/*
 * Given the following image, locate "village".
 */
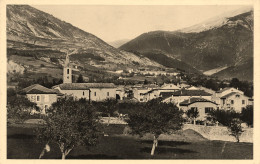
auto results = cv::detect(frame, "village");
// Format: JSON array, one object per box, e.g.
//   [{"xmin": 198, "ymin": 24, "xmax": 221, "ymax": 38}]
[{"xmin": 18, "ymin": 54, "xmax": 253, "ymax": 121}]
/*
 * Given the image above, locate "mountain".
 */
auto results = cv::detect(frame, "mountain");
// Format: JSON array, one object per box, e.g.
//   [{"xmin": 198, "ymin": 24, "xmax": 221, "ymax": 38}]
[
  {"xmin": 120, "ymin": 9, "xmax": 253, "ymax": 81},
  {"xmin": 108, "ymin": 39, "xmax": 130, "ymax": 48},
  {"xmin": 7, "ymin": 5, "xmax": 162, "ymax": 70}
]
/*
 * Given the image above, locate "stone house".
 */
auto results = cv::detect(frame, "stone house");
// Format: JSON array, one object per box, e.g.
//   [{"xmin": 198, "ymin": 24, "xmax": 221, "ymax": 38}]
[
  {"xmin": 19, "ymin": 84, "xmax": 63, "ymax": 114},
  {"xmin": 179, "ymin": 97, "xmax": 218, "ymax": 121}
]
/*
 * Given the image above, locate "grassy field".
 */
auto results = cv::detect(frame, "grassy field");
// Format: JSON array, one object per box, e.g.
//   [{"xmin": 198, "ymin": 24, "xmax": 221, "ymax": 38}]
[{"xmin": 7, "ymin": 124, "xmax": 253, "ymax": 159}]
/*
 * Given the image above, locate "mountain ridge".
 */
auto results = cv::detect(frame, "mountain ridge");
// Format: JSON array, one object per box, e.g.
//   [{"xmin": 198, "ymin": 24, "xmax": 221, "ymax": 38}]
[
  {"xmin": 7, "ymin": 5, "xmax": 162, "ymax": 70},
  {"xmin": 120, "ymin": 9, "xmax": 253, "ymax": 81}
]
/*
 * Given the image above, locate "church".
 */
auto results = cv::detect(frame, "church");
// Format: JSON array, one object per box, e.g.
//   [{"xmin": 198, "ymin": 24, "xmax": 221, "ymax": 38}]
[{"xmin": 52, "ymin": 53, "xmax": 117, "ymax": 101}]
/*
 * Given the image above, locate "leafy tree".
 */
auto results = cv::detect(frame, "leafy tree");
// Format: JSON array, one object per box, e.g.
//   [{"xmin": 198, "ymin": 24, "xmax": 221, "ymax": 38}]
[
  {"xmin": 95, "ymin": 98, "xmax": 118, "ymax": 126},
  {"xmin": 209, "ymin": 109, "xmax": 240, "ymax": 126},
  {"xmin": 7, "ymin": 95, "xmax": 38, "ymax": 123},
  {"xmin": 228, "ymin": 118, "xmax": 244, "ymax": 143},
  {"xmin": 126, "ymin": 98, "xmax": 183, "ymax": 156},
  {"xmin": 76, "ymin": 74, "xmax": 84, "ymax": 83},
  {"xmin": 36, "ymin": 97, "xmax": 101, "ymax": 159},
  {"xmin": 186, "ymin": 108, "xmax": 199, "ymax": 125},
  {"xmin": 240, "ymin": 105, "xmax": 253, "ymax": 127}
]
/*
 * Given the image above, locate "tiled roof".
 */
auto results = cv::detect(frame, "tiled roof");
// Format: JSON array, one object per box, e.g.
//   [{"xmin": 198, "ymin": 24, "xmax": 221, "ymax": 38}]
[
  {"xmin": 220, "ymin": 92, "xmax": 248, "ymax": 99},
  {"xmin": 160, "ymin": 92, "xmax": 177, "ymax": 99},
  {"xmin": 19, "ymin": 84, "xmax": 61, "ymax": 95},
  {"xmin": 54, "ymin": 83, "xmax": 116, "ymax": 90},
  {"xmin": 179, "ymin": 97, "xmax": 217, "ymax": 106},
  {"xmin": 161, "ymin": 89, "xmax": 212, "ymax": 99},
  {"xmin": 216, "ymin": 87, "xmax": 232, "ymax": 93}
]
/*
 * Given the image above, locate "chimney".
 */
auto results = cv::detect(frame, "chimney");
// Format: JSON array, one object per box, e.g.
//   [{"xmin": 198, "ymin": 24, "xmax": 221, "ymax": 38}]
[{"xmin": 188, "ymin": 98, "xmax": 191, "ymax": 103}]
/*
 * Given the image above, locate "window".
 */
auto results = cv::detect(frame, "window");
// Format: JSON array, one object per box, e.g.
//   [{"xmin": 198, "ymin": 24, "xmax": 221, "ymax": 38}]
[
  {"xmin": 140, "ymin": 98, "xmax": 143, "ymax": 102},
  {"xmin": 242, "ymin": 100, "xmax": 245, "ymax": 104},
  {"xmin": 44, "ymin": 105, "xmax": 48, "ymax": 109},
  {"xmin": 190, "ymin": 107, "xmax": 198, "ymax": 112},
  {"xmin": 236, "ymin": 94, "xmax": 240, "ymax": 98},
  {"xmin": 83, "ymin": 91, "xmax": 85, "ymax": 96},
  {"xmin": 231, "ymin": 100, "xmax": 234, "ymax": 104},
  {"xmin": 67, "ymin": 69, "xmax": 70, "ymax": 74},
  {"xmin": 94, "ymin": 92, "xmax": 96, "ymax": 96},
  {"xmin": 107, "ymin": 92, "xmax": 109, "ymax": 96},
  {"xmin": 36, "ymin": 95, "xmax": 40, "ymax": 102},
  {"xmin": 31, "ymin": 95, "xmax": 36, "ymax": 102},
  {"xmin": 205, "ymin": 107, "xmax": 213, "ymax": 113}
]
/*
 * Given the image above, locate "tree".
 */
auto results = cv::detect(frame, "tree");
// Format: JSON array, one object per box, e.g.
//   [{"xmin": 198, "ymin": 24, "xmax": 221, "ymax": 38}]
[
  {"xmin": 96, "ymin": 98, "xmax": 118, "ymax": 126},
  {"xmin": 36, "ymin": 97, "xmax": 100, "ymax": 159},
  {"xmin": 77, "ymin": 74, "xmax": 84, "ymax": 83},
  {"xmin": 208, "ymin": 109, "xmax": 240, "ymax": 126},
  {"xmin": 228, "ymin": 118, "xmax": 244, "ymax": 143},
  {"xmin": 126, "ymin": 98, "xmax": 183, "ymax": 156},
  {"xmin": 7, "ymin": 95, "xmax": 38, "ymax": 123},
  {"xmin": 240, "ymin": 105, "xmax": 253, "ymax": 127},
  {"xmin": 186, "ymin": 108, "xmax": 199, "ymax": 125},
  {"xmin": 229, "ymin": 78, "xmax": 240, "ymax": 88}
]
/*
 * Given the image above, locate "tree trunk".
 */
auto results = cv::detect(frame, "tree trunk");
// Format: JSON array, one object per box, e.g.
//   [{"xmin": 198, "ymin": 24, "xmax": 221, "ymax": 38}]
[
  {"xmin": 151, "ymin": 136, "xmax": 158, "ymax": 156},
  {"xmin": 107, "ymin": 113, "xmax": 110, "ymax": 126},
  {"xmin": 62, "ymin": 152, "xmax": 66, "ymax": 159},
  {"xmin": 236, "ymin": 136, "xmax": 240, "ymax": 143}
]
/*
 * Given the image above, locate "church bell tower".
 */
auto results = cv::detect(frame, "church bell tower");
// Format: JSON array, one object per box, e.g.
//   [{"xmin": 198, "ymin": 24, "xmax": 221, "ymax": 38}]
[{"xmin": 63, "ymin": 53, "xmax": 72, "ymax": 83}]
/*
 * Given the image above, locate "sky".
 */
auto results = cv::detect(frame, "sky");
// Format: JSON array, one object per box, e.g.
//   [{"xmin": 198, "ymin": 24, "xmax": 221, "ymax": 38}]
[{"xmin": 32, "ymin": 5, "xmax": 251, "ymax": 42}]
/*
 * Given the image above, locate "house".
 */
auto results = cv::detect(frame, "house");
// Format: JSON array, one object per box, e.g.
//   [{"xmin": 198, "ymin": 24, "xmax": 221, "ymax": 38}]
[
  {"xmin": 142, "ymin": 83, "xmax": 180, "ymax": 102},
  {"xmin": 219, "ymin": 92, "xmax": 250, "ymax": 112},
  {"xmin": 52, "ymin": 83, "xmax": 116, "ymax": 101},
  {"xmin": 19, "ymin": 84, "xmax": 63, "ymax": 114},
  {"xmin": 179, "ymin": 97, "xmax": 218, "ymax": 121},
  {"xmin": 161, "ymin": 89, "xmax": 212, "ymax": 107},
  {"xmin": 214, "ymin": 87, "xmax": 250, "ymax": 112},
  {"xmin": 132, "ymin": 87, "xmax": 151, "ymax": 102},
  {"xmin": 215, "ymin": 87, "xmax": 244, "ymax": 100}
]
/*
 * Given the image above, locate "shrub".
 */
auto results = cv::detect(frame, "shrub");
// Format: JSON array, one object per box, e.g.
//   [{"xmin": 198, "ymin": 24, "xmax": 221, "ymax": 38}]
[{"xmin": 240, "ymin": 105, "xmax": 253, "ymax": 127}]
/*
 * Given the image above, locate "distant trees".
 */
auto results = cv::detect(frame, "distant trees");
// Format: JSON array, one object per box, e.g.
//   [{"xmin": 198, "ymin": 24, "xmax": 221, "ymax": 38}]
[
  {"xmin": 76, "ymin": 74, "xmax": 84, "ymax": 83},
  {"xmin": 18, "ymin": 76, "xmax": 63, "ymax": 89},
  {"xmin": 229, "ymin": 78, "xmax": 253, "ymax": 97},
  {"xmin": 36, "ymin": 97, "xmax": 101, "ymax": 159},
  {"xmin": 126, "ymin": 99, "xmax": 183, "ymax": 156},
  {"xmin": 240, "ymin": 105, "xmax": 253, "ymax": 127},
  {"xmin": 186, "ymin": 108, "xmax": 199, "ymax": 125}
]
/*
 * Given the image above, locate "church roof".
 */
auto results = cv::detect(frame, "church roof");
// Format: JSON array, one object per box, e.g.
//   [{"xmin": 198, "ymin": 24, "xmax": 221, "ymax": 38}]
[{"xmin": 54, "ymin": 83, "xmax": 116, "ymax": 90}]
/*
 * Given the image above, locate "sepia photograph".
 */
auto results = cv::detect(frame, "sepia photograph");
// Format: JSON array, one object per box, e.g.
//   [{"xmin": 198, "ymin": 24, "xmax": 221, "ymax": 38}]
[{"xmin": 1, "ymin": 0, "xmax": 259, "ymax": 161}]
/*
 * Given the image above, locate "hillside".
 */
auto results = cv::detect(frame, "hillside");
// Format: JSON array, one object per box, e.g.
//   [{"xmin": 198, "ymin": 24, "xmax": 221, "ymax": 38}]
[
  {"xmin": 120, "ymin": 9, "xmax": 253, "ymax": 81},
  {"xmin": 7, "ymin": 5, "xmax": 162, "ymax": 71}
]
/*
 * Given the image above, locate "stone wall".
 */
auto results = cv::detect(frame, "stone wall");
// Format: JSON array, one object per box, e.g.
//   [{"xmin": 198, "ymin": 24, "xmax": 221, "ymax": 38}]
[{"xmin": 183, "ymin": 124, "xmax": 253, "ymax": 143}]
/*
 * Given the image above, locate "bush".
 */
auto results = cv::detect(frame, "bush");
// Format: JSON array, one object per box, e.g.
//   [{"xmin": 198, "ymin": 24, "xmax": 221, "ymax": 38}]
[
  {"xmin": 240, "ymin": 105, "xmax": 253, "ymax": 127},
  {"xmin": 208, "ymin": 109, "xmax": 240, "ymax": 126}
]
